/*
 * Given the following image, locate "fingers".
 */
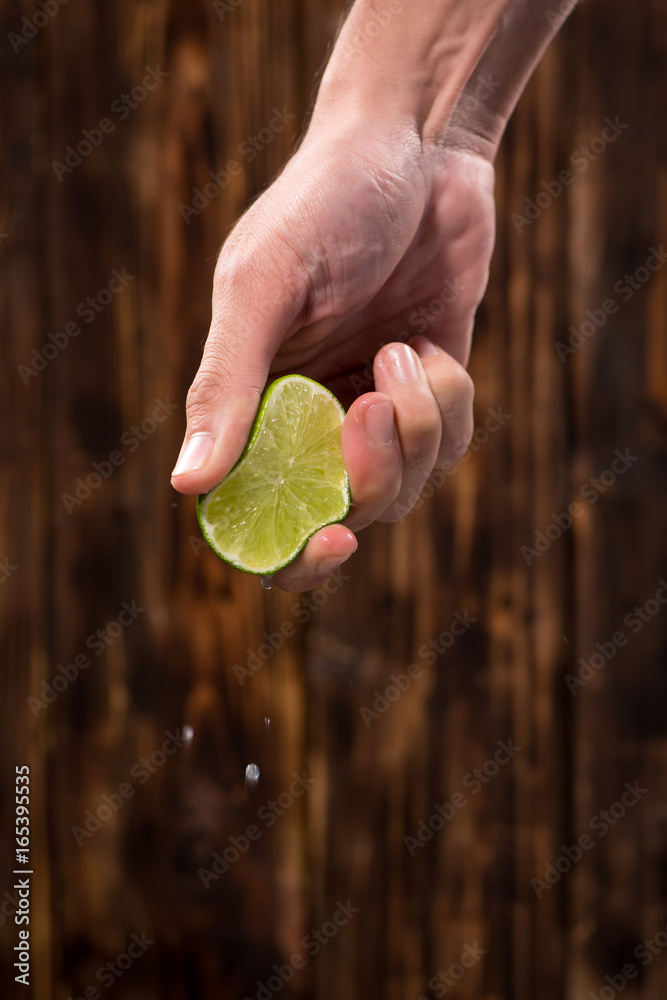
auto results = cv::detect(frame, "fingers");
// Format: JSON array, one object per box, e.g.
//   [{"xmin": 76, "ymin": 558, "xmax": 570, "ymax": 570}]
[
  {"xmin": 272, "ymin": 338, "xmax": 474, "ymax": 592},
  {"xmin": 341, "ymin": 393, "xmax": 403, "ymax": 532},
  {"xmin": 342, "ymin": 339, "xmax": 473, "ymax": 527},
  {"xmin": 273, "ymin": 525, "xmax": 358, "ymax": 594},
  {"xmin": 372, "ymin": 342, "xmax": 443, "ymax": 522},
  {"xmin": 409, "ymin": 335, "xmax": 475, "ymax": 471},
  {"xmin": 271, "ymin": 392, "xmax": 401, "ymax": 592},
  {"xmin": 171, "ymin": 221, "xmax": 307, "ymax": 496}
]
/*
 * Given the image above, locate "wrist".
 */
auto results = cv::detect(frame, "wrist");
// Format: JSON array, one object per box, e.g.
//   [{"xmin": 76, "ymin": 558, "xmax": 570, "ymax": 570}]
[{"xmin": 311, "ymin": 0, "xmax": 513, "ymax": 143}]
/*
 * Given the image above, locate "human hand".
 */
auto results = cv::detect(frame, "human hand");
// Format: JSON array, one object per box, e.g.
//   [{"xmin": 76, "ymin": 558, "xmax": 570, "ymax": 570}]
[
  {"xmin": 171, "ymin": 0, "xmax": 576, "ymax": 592},
  {"xmin": 171, "ymin": 117, "xmax": 495, "ymax": 591}
]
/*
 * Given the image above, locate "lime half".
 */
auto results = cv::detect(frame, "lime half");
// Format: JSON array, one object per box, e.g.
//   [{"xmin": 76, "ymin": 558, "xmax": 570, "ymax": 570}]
[{"xmin": 197, "ymin": 375, "xmax": 350, "ymax": 575}]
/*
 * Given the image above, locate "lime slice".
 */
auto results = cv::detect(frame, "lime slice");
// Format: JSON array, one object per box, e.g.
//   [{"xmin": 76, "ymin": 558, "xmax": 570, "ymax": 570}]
[{"xmin": 197, "ymin": 375, "xmax": 350, "ymax": 575}]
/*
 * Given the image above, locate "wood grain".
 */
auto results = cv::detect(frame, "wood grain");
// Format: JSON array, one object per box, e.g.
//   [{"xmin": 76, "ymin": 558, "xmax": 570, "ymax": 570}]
[{"xmin": 0, "ymin": 1, "xmax": 665, "ymax": 998}]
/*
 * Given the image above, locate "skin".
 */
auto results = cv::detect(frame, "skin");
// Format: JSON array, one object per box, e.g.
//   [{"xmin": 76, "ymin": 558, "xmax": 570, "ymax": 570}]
[{"xmin": 171, "ymin": 0, "xmax": 579, "ymax": 592}]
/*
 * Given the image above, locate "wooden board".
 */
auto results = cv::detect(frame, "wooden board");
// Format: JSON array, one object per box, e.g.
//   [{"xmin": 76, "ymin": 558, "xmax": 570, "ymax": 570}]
[{"xmin": 1, "ymin": 1, "xmax": 666, "ymax": 998}]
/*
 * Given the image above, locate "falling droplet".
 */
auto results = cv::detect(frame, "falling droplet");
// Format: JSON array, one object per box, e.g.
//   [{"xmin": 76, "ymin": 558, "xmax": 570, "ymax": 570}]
[
  {"xmin": 264, "ymin": 717, "xmax": 271, "ymax": 730},
  {"xmin": 260, "ymin": 576, "xmax": 273, "ymax": 590},
  {"xmin": 182, "ymin": 725, "xmax": 194, "ymax": 743},
  {"xmin": 245, "ymin": 763, "xmax": 260, "ymax": 789}
]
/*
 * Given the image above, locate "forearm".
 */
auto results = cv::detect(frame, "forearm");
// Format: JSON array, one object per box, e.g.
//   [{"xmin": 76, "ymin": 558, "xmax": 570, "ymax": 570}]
[
  {"xmin": 311, "ymin": 0, "xmax": 579, "ymax": 147},
  {"xmin": 313, "ymin": 0, "xmax": 513, "ymax": 135},
  {"xmin": 449, "ymin": 0, "xmax": 581, "ymax": 153}
]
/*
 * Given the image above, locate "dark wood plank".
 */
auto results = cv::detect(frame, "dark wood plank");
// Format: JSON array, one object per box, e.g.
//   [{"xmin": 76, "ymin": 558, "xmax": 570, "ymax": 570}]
[{"xmin": 1, "ymin": 1, "xmax": 666, "ymax": 999}]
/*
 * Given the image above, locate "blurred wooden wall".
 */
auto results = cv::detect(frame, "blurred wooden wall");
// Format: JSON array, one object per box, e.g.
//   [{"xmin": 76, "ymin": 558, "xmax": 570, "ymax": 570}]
[{"xmin": 1, "ymin": 0, "xmax": 666, "ymax": 998}]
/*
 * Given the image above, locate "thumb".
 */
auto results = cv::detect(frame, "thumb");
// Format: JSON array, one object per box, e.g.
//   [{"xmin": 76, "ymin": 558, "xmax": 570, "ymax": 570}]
[{"xmin": 171, "ymin": 237, "xmax": 306, "ymax": 495}]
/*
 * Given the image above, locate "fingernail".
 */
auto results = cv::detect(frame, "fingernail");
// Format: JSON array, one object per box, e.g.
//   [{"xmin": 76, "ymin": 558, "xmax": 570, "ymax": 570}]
[
  {"xmin": 364, "ymin": 400, "xmax": 395, "ymax": 445},
  {"xmin": 171, "ymin": 433, "xmax": 214, "ymax": 477},
  {"xmin": 416, "ymin": 339, "xmax": 439, "ymax": 357},
  {"xmin": 386, "ymin": 343, "xmax": 420, "ymax": 383}
]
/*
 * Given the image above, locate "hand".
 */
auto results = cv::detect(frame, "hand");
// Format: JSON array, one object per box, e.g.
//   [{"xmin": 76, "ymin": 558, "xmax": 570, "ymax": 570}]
[
  {"xmin": 171, "ymin": 116, "xmax": 496, "ymax": 592},
  {"xmin": 170, "ymin": 0, "xmax": 578, "ymax": 592}
]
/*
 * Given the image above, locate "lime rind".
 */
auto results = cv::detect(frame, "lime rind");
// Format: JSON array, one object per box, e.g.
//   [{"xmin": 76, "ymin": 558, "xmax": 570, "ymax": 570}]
[{"xmin": 196, "ymin": 375, "xmax": 350, "ymax": 575}]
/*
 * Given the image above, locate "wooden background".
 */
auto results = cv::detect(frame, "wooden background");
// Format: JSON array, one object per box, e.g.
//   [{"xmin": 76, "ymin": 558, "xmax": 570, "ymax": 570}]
[{"xmin": 1, "ymin": 0, "xmax": 667, "ymax": 998}]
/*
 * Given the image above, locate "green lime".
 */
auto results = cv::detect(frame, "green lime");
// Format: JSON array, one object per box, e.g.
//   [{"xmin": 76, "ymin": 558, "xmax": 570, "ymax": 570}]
[{"xmin": 197, "ymin": 375, "xmax": 350, "ymax": 575}]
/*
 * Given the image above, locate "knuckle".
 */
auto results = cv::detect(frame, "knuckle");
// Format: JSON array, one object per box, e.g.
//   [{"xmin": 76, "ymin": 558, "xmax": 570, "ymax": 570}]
[
  {"xmin": 185, "ymin": 360, "xmax": 229, "ymax": 422},
  {"xmin": 398, "ymin": 398, "xmax": 442, "ymax": 471},
  {"xmin": 436, "ymin": 366, "xmax": 475, "ymax": 464},
  {"xmin": 409, "ymin": 444, "xmax": 435, "ymax": 474},
  {"xmin": 444, "ymin": 364, "xmax": 475, "ymax": 408},
  {"xmin": 378, "ymin": 489, "xmax": 419, "ymax": 523},
  {"xmin": 351, "ymin": 463, "xmax": 401, "ymax": 513}
]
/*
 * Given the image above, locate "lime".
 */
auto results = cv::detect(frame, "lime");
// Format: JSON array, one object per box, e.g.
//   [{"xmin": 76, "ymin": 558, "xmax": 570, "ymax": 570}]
[{"xmin": 197, "ymin": 375, "xmax": 350, "ymax": 575}]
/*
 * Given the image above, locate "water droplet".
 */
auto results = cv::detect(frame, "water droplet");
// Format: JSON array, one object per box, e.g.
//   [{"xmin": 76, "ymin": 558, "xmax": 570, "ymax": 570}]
[
  {"xmin": 260, "ymin": 576, "xmax": 273, "ymax": 590},
  {"xmin": 182, "ymin": 725, "xmax": 194, "ymax": 743},
  {"xmin": 264, "ymin": 717, "xmax": 271, "ymax": 730},
  {"xmin": 245, "ymin": 763, "xmax": 260, "ymax": 789}
]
